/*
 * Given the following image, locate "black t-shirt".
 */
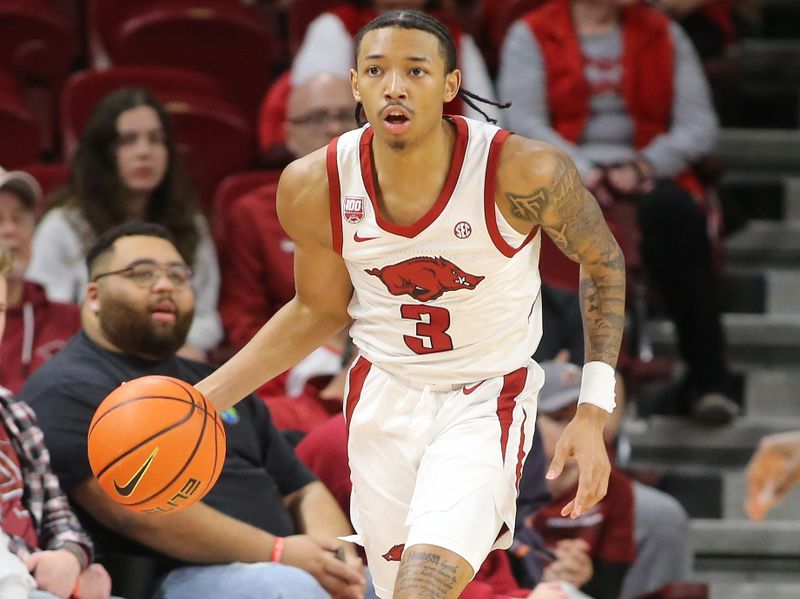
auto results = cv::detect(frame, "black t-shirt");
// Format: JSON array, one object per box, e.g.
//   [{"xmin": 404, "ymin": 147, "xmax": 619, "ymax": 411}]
[{"xmin": 21, "ymin": 331, "xmax": 315, "ymax": 562}]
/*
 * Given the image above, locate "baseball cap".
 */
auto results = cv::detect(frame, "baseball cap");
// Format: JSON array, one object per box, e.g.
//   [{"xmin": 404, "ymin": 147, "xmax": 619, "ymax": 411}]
[
  {"xmin": 0, "ymin": 166, "xmax": 42, "ymax": 209},
  {"xmin": 538, "ymin": 361, "xmax": 582, "ymax": 414}
]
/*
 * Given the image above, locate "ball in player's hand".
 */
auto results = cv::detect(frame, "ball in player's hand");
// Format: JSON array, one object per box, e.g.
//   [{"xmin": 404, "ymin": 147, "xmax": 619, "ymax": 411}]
[{"xmin": 87, "ymin": 375, "xmax": 226, "ymax": 513}]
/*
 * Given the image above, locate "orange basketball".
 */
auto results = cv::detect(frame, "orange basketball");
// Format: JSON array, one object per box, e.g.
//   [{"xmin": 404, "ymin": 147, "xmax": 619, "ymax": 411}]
[{"xmin": 87, "ymin": 375, "xmax": 226, "ymax": 514}]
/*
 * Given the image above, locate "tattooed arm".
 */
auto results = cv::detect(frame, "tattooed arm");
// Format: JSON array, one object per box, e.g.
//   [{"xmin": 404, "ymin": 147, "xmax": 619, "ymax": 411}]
[
  {"xmin": 498, "ymin": 136, "xmax": 625, "ymax": 518},
  {"xmin": 498, "ymin": 137, "xmax": 626, "ymax": 366}
]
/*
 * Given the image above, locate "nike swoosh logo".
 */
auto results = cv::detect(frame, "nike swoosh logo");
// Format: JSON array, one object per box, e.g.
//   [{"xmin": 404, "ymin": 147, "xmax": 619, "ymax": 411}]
[
  {"xmin": 463, "ymin": 381, "xmax": 485, "ymax": 395},
  {"xmin": 354, "ymin": 232, "xmax": 378, "ymax": 243},
  {"xmin": 114, "ymin": 447, "xmax": 159, "ymax": 497}
]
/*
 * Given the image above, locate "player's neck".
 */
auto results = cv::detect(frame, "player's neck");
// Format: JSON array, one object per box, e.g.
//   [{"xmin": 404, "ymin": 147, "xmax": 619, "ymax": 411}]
[{"xmin": 370, "ymin": 118, "xmax": 455, "ymax": 193}]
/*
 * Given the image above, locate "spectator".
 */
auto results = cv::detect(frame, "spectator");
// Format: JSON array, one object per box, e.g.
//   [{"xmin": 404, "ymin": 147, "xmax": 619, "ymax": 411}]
[
  {"xmin": 524, "ymin": 362, "xmax": 636, "ymax": 599},
  {"xmin": 23, "ymin": 222, "xmax": 369, "ymax": 599},
  {"xmin": 745, "ymin": 430, "xmax": 800, "ymax": 522},
  {"xmin": 0, "ymin": 167, "xmax": 80, "ymax": 394},
  {"xmin": 0, "ymin": 245, "xmax": 111, "ymax": 599},
  {"xmin": 27, "ymin": 88, "xmax": 222, "ymax": 360},
  {"xmin": 258, "ymin": 71, "xmax": 356, "ymax": 165},
  {"xmin": 223, "ymin": 72, "xmax": 356, "ymax": 349},
  {"xmin": 223, "ymin": 73, "xmax": 357, "ymax": 422},
  {"xmin": 529, "ymin": 285, "xmax": 691, "ymax": 599},
  {"xmin": 291, "ymin": 0, "xmax": 502, "ymax": 123},
  {"xmin": 499, "ymin": 0, "xmax": 737, "ymax": 424}
]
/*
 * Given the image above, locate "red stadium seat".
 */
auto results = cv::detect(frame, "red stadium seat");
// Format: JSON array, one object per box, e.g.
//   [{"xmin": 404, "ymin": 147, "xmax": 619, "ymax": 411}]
[
  {"xmin": 212, "ymin": 170, "xmax": 282, "ymax": 246},
  {"xmin": 61, "ymin": 66, "xmax": 225, "ymax": 156},
  {"xmin": 160, "ymin": 93, "xmax": 255, "ymax": 217},
  {"xmin": 109, "ymin": 1, "xmax": 277, "ymax": 124},
  {"xmin": 0, "ymin": 94, "xmax": 42, "ymax": 168},
  {"xmin": 287, "ymin": 0, "xmax": 352, "ymax": 54},
  {"xmin": 17, "ymin": 162, "xmax": 69, "ymax": 214},
  {"xmin": 0, "ymin": 3, "xmax": 76, "ymax": 85},
  {"xmin": 87, "ymin": 0, "xmax": 171, "ymax": 66},
  {"xmin": 0, "ymin": 2, "xmax": 78, "ymax": 154}
]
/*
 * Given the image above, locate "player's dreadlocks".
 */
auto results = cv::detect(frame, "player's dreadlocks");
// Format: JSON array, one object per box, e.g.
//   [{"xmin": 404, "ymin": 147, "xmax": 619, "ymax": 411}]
[{"xmin": 353, "ymin": 9, "xmax": 510, "ymax": 126}]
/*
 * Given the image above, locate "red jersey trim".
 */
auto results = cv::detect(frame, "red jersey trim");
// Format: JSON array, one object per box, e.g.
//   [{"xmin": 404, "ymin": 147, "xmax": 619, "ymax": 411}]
[
  {"xmin": 358, "ymin": 116, "xmax": 469, "ymax": 239},
  {"xmin": 327, "ymin": 136, "xmax": 343, "ymax": 254},
  {"xmin": 344, "ymin": 356, "xmax": 371, "ymax": 442},
  {"xmin": 484, "ymin": 130, "xmax": 539, "ymax": 258},
  {"xmin": 497, "ymin": 366, "xmax": 528, "ymax": 463}
]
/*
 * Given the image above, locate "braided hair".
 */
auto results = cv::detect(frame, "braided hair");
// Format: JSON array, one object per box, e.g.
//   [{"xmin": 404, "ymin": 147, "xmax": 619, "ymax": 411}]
[{"xmin": 353, "ymin": 9, "xmax": 510, "ymax": 125}]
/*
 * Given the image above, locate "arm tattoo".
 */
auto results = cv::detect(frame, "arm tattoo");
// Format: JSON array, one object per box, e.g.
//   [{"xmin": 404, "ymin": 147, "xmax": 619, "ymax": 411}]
[
  {"xmin": 394, "ymin": 550, "xmax": 464, "ymax": 598},
  {"xmin": 508, "ymin": 154, "xmax": 626, "ymax": 366}
]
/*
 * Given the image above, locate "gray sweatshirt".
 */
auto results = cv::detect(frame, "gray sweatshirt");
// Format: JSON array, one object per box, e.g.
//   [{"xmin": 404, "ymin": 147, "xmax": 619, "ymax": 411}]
[{"xmin": 498, "ymin": 18, "xmax": 719, "ymax": 177}]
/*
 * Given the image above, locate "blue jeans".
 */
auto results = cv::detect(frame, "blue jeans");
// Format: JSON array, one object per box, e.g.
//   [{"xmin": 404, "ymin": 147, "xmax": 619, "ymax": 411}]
[{"xmin": 153, "ymin": 562, "xmax": 330, "ymax": 599}]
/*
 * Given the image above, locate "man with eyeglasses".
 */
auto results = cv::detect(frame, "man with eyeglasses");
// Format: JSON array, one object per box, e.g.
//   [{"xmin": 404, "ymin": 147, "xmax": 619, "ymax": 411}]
[{"xmin": 22, "ymin": 222, "xmax": 372, "ymax": 599}]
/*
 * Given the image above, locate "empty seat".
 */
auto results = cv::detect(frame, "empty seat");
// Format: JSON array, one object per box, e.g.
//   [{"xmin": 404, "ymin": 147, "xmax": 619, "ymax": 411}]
[
  {"xmin": 109, "ymin": 1, "xmax": 277, "ymax": 124},
  {"xmin": 61, "ymin": 65, "xmax": 225, "ymax": 156},
  {"xmin": 160, "ymin": 93, "xmax": 255, "ymax": 217},
  {"xmin": 0, "ymin": 94, "xmax": 42, "ymax": 168}
]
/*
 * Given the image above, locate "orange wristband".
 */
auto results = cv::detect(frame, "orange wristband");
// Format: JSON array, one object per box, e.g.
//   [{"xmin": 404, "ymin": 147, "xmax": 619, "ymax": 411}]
[{"xmin": 271, "ymin": 537, "xmax": 284, "ymax": 563}]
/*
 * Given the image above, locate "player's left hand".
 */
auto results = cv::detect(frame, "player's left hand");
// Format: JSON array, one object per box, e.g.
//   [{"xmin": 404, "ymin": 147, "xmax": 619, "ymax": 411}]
[{"xmin": 547, "ymin": 404, "xmax": 611, "ymax": 519}]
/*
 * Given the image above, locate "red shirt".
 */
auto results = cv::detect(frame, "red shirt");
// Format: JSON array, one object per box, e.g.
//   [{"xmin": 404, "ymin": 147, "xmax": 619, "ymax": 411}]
[
  {"xmin": 530, "ymin": 469, "xmax": 636, "ymax": 565},
  {"xmin": 0, "ymin": 421, "xmax": 38, "ymax": 549},
  {"xmin": 218, "ymin": 182, "xmax": 296, "ymax": 351},
  {"xmin": 1, "ymin": 282, "xmax": 80, "ymax": 394}
]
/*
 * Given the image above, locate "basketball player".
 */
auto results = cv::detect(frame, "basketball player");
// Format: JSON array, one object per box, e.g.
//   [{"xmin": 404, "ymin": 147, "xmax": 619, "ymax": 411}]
[{"xmin": 196, "ymin": 10, "xmax": 625, "ymax": 599}]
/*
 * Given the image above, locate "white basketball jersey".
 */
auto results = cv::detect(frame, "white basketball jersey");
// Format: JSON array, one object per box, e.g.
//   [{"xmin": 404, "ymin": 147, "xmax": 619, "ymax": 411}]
[{"xmin": 327, "ymin": 116, "xmax": 543, "ymax": 385}]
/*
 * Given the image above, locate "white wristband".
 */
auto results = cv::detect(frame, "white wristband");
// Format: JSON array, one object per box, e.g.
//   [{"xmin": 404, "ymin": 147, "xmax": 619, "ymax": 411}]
[{"xmin": 577, "ymin": 361, "xmax": 617, "ymax": 413}]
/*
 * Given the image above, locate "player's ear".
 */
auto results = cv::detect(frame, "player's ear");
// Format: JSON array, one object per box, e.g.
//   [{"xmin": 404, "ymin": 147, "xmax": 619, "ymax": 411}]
[
  {"xmin": 350, "ymin": 68, "xmax": 362, "ymax": 102},
  {"xmin": 443, "ymin": 68, "xmax": 461, "ymax": 104}
]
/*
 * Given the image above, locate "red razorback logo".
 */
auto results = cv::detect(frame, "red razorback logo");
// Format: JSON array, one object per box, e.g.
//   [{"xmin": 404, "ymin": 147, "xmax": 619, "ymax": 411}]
[
  {"xmin": 382, "ymin": 544, "xmax": 405, "ymax": 562},
  {"xmin": 366, "ymin": 256, "xmax": 484, "ymax": 302}
]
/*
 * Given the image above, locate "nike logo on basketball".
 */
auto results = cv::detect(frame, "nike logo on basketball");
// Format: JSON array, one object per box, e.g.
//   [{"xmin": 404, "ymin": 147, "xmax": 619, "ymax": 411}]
[
  {"xmin": 354, "ymin": 232, "xmax": 378, "ymax": 242},
  {"xmin": 463, "ymin": 381, "xmax": 485, "ymax": 395},
  {"xmin": 114, "ymin": 447, "xmax": 159, "ymax": 497}
]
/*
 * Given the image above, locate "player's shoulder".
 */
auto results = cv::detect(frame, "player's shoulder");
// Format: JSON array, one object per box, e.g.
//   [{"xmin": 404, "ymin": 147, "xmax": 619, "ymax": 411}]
[
  {"xmin": 276, "ymin": 146, "xmax": 332, "ymax": 244},
  {"xmin": 497, "ymin": 133, "xmax": 575, "ymax": 189}
]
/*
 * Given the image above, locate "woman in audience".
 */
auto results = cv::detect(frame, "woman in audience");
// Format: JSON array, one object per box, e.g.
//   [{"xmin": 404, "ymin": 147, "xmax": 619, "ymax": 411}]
[{"xmin": 28, "ymin": 88, "xmax": 222, "ymax": 359}]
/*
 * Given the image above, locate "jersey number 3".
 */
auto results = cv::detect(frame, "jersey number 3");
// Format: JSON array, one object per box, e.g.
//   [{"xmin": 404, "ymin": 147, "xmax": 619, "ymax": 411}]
[{"xmin": 401, "ymin": 305, "xmax": 454, "ymax": 354}]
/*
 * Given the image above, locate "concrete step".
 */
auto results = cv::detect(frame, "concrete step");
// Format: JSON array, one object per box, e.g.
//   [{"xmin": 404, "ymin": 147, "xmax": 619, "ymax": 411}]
[
  {"xmin": 723, "ymin": 470, "xmax": 800, "ymax": 521},
  {"xmin": 709, "ymin": 582, "xmax": 800, "ymax": 599},
  {"xmin": 649, "ymin": 312, "xmax": 800, "ymax": 365},
  {"xmin": 719, "ymin": 174, "xmax": 800, "ymax": 227},
  {"xmin": 726, "ymin": 221, "xmax": 800, "ymax": 267},
  {"xmin": 765, "ymin": 270, "xmax": 800, "ymax": 315},
  {"xmin": 691, "ymin": 518, "xmax": 800, "ymax": 559},
  {"xmin": 720, "ymin": 268, "xmax": 800, "ymax": 315},
  {"xmin": 625, "ymin": 416, "xmax": 800, "ymax": 468},
  {"xmin": 745, "ymin": 368, "xmax": 800, "ymax": 417},
  {"xmin": 738, "ymin": 39, "xmax": 800, "ymax": 82},
  {"xmin": 715, "ymin": 129, "xmax": 800, "ymax": 174}
]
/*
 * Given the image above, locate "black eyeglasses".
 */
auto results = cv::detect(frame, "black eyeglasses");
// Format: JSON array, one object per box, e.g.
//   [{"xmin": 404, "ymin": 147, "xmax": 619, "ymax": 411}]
[
  {"xmin": 93, "ymin": 261, "xmax": 194, "ymax": 288},
  {"xmin": 287, "ymin": 108, "xmax": 355, "ymax": 127}
]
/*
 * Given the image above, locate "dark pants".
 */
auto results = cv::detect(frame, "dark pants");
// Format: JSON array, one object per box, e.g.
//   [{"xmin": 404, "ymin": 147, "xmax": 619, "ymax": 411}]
[{"xmin": 636, "ymin": 181, "xmax": 728, "ymax": 400}]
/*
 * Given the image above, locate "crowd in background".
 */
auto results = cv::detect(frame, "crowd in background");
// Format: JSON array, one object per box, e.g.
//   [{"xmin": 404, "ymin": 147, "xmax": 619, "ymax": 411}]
[{"xmin": 0, "ymin": 1, "xmax": 779, "ymax": 598}]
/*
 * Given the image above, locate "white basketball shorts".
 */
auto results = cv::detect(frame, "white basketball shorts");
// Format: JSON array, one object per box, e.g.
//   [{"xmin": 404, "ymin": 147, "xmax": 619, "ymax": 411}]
[{"xmin": 341, "ymin": 356, "xmax": 544, "ymax": 598}]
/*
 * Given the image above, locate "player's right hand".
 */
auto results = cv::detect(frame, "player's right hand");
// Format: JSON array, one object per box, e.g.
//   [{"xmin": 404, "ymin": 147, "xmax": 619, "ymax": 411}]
[{"xmin": 282, "ymin": 534, "xmax": 367, "ymax": 599}]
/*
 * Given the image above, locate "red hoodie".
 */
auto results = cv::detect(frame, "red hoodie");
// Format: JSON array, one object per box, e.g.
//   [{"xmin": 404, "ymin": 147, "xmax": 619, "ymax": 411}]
[{"xmin": 1, "ymin": 281, "xmax": 81, "ymax": 394}]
